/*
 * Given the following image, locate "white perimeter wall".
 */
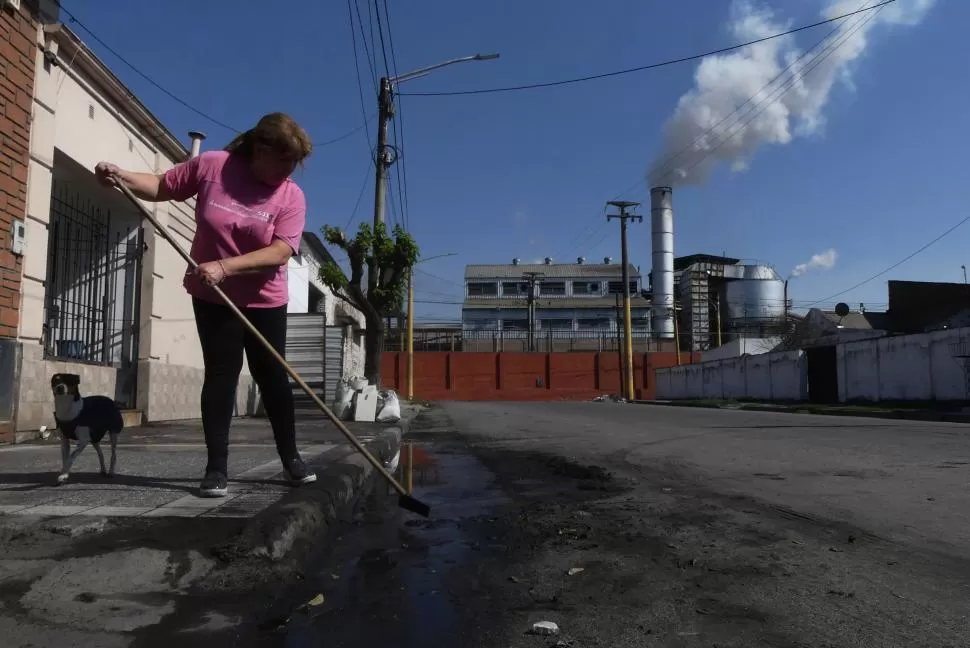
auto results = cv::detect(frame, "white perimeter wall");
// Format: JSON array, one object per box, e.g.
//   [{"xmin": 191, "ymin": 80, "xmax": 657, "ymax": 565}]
[
  {"xmin": 656, "ymin": 326, "xmax": 970, "ymax": 403},
  {"xmin": 656, "ymin": 351, "xmax": 807, "ymax": 401},
  {"xmin": 837, "ymin": 327, "xmax": 968, "ymax": 402}
]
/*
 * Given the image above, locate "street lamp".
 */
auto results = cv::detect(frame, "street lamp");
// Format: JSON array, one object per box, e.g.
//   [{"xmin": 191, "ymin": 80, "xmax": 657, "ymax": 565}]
[
  {"xmin": 370, "ymin": 53, "xmax": 498, "ymax": 400},
  {"xmin": 372, "ymin": 53, "xmax": 500, "ymax": 234}
]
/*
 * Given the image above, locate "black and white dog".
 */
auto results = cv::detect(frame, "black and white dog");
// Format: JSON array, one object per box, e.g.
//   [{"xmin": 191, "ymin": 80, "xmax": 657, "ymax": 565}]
[{"xmin": 50, "ymin": 373, "xmax": 124, "ymax": 485}]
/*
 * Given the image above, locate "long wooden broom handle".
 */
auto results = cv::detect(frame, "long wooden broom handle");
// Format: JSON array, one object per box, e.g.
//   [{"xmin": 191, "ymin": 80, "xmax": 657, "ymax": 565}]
[{"xmin": 115, "ymin": 183, "xmax": 408, "ymax": 498}]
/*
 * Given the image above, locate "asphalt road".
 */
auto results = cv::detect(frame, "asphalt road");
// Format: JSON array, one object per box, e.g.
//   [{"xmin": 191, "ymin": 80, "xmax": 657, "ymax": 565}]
[{"xmin": 283, "ymin": 402, "xmax": 970, "ymax": 648}]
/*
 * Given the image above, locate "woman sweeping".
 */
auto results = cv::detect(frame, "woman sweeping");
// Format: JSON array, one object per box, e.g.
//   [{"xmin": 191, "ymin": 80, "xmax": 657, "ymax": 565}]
[{"xmin": 95, "ymin": 112, "xmax": 316, "ymax": 497}]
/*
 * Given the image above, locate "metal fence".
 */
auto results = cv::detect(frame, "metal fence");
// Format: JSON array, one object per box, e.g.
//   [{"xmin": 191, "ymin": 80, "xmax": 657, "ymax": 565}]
[{"xmin": 43, "ymin": 186, "xmax": 144, "ymax": 371}]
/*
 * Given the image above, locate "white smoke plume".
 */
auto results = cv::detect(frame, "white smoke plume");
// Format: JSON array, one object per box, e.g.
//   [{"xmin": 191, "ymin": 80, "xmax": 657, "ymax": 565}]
[
  {"xmin": 791, "ymin": 248, "xmax": 838, "ymax": 277},
  {"xmin": 648, "ymin": 0, "xmax": 935, "ymax": 187}
]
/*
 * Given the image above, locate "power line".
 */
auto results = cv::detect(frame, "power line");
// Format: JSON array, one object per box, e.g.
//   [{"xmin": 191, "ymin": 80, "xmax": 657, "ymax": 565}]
[
  {"xmin": 346, "ymin": 0, "xmax": 375, "ymax": 150},
  {"xmin": 353, "ymin": 0, "xmax": 379, "ymax": 91},
  {"xmin": 398, "ymin": 0, "xmax": 899, "ymax": 97},
  {"xmin": 372, "ymin": 0, "xmax": 392, "ymax": 78},
  {"xmin": 382, "ymin": 0, "xmax": 411, "ymax": 232},
  {"xmin": 343, "ymin": 159, "xmax": 373, "ymax": 231},
  {"xmin": 803, "ymin": 215, "xmax": 970, "ymax": 308},
  {"xmin": 618, "ymin": 0, "xmax": 876, "ymax": 197},
  {"xmin": 54, "ymin": 0, "xmax": 369, "ymax": 147},
  {"xmin": 654, "ymin": 1, "xmax": 884, "ymax": 188}
]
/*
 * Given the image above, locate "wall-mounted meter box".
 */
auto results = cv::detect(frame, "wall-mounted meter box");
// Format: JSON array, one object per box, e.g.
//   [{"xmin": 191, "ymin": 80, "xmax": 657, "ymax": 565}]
[{"xmin": 11, "ymin": 219, "xmax": 25, "ymax": 256}]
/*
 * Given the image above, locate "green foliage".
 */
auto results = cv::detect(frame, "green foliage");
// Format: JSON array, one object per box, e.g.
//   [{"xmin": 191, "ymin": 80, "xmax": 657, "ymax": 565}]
[{"xmin": 318, "ymin": 222, "xmax": 420, "ymax": 321}]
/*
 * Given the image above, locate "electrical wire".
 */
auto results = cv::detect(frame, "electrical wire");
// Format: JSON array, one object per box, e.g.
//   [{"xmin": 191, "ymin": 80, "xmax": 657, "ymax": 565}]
[
  {"xmin": 347, "ymin": 0, "xmax": 376, "ymax": 150},
  {"xmin": 353, "ymin": 0, "xmax": 380, "ymax": 91},
  {"xmin": 803, "ymin": 215, "xmax": 970, "ymax": 309},
  {"xmin": 398, "ymin": 0, "xmax": 899, "ymax": 97},
  {"xmin": 373, "ymin": 0, "xmax": 392, "ymax": 78},
  {"xmin": 382, "ymin": 0, "xmax": 411, "ymax": 232},
  {"xmin": 655, "ymin": 2, "xmax": 884, "ymax": 188},
  {"xmin": 614, "ymin": 0, "xmax": 876, "ymax": 198},
  {"xmin": 54, "ymin": 0, "xmax": 371, "ymax": 147},
  {"xmin": 343, "ymin": 159, "xmax": 373, "ymax": 231}
]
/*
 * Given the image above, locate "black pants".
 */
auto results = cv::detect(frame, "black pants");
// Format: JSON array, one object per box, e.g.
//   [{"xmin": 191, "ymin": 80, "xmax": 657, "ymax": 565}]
[{"xmin": 193, "ymin": 297, "xmax": 298, "ymax": 475}]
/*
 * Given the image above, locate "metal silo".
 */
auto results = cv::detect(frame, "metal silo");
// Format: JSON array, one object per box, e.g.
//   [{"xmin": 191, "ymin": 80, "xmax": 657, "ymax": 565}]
[{"xmin": 724, "ymin": 265, "xmax": 786, "ymax": 329}]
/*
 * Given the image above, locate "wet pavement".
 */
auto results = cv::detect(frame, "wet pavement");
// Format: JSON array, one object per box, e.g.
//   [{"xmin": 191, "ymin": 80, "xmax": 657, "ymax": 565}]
[
  {"xmin": 279, "ymin": 445, "xmax": 511, "ymax": 647},
  {"xmin": 263, "ymin": 402, "xmax": 970, "ymax": 648}
]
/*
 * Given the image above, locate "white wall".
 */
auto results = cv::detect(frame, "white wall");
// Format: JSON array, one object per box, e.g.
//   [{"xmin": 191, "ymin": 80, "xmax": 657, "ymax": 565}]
[
  {"xmin": 657, "ymin": 327, "xmax": 970, "ymax": 404},
  {"xmin": 838, "ymin": 327, "xmax": 968, "ymax": 402},
  {"xmin": 656, "ymin": 350, "xmax": 807, "ymax": 401},
  {"xmin": 287, "ymin": 257, "xmax": 311, "ymax": 313}
]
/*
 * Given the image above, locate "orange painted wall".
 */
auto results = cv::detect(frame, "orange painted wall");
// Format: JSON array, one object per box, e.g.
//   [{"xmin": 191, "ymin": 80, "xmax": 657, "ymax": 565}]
[{"xmin": 381, "ymin": 351, "xmax": 699, "ymax": 401}]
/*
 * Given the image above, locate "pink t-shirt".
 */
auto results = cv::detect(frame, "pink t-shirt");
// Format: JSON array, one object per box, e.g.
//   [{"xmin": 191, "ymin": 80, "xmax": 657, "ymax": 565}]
[{"xmin": 162, "ymin": 150, "xmax": 306, "ymax": 308}]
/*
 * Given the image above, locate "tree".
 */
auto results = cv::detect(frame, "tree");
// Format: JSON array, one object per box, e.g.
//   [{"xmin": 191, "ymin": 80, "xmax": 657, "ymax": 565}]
[{"xmin": 318, "ymin": 222, "xmax": 419, "ymax": 385}]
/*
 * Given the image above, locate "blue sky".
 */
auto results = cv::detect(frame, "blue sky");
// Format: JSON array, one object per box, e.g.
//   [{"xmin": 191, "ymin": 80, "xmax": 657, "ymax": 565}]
[{"xmin": 64, "ymin": 0, "xmax": 967, "ymax": 323}]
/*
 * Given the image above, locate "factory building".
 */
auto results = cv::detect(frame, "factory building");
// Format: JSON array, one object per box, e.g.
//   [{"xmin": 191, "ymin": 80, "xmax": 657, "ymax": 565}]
[{"xmin": 645, "ymin": 187, "xmax": 790, "ymax": 353}]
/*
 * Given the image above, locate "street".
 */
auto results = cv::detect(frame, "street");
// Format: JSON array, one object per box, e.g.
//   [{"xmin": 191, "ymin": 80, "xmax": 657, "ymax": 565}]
[{"xmin": 284, "ymin": 402, "xmax": 970, "ymax": 647}]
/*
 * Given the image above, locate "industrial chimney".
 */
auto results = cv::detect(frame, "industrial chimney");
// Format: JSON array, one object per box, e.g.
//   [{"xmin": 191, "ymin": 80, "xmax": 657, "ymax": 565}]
[
  {"xmin": 650, "ymin": 186, "xmax": 675, "ymax": 339},
  {"xmin": 188, "ymin": 130, "xmax": 206, "ymax": 159}
]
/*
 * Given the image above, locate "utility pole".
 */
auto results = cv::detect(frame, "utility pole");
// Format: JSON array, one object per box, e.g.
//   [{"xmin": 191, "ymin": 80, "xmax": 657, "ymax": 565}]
[
  {"xmin": 370, "ymin": 77, "xmax": 394, "ymax": 300},
  {"xmin": 607, "ymin": 200, "xmax": 642, "ymax": 401},
  {"xmin": 523, "ymin": 272, "xmax": 544, "ymax": 352},
  {"xmin": 406, "ymin": 268, "xmax": 414, "ymax": 400},
  {"xmin": 615, "ymin": 294, "xmax": 625, "ymax": 395}
]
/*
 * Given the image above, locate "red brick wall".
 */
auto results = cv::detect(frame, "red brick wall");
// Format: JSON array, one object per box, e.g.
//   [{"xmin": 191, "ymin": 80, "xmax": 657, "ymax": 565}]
[
  {"xmin": 0, "ymin": 2, "xmax": 38, "ymax": 340},
  {"xmin": 381, "ymin": 351, "xmax": 701, "ymax": 402}
]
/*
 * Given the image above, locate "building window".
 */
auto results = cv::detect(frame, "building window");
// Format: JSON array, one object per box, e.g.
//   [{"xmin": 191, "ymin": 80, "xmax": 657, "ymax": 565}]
[
  {"xmin": 503, "ymin": 319, "xmax": 528, "ymax": 331},
  {"xmin": 464, "ymin": 319, "xmax": 498, "ymax": 330},
  {"xmin": 578, "ymin": 318, "xmax": 611, "ymax": 330},
  {"xmin": 467, "ymin": 282, "xmax": 498, "ymax": 296},
  {"xmin": 541, "ymin": 318, "xmax": 573, "ymax": 330},
  {"xmin": 502, "ymin": 281, "xmax": 526, "ymax": 296},
  {"xmin": 573, "ymin": 281, "xmax": 600, "ymax": 295},
  {"xmin": 541, "ymin": 281, "xmax": 566, "ymax": 296},
  {"xmin": 607, "ymin": 280, "xmax": 638, "ymax": 295}
]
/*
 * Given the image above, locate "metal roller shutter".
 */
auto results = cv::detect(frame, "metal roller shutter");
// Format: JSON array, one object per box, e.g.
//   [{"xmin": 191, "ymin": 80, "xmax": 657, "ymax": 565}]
[
  {"xmin": 285, "ymin": 314, "xmax": 346, "ymax": 404},
  {"xmin": 325, "ymin": 325, "xmax": 345, "ymax": 404},
  {"xmin": 285, "ymin": 313, "xmax": 327, "ymax": 400}
]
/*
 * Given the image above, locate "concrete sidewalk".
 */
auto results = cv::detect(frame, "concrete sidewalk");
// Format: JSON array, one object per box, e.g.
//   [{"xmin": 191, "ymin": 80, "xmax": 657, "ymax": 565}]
[
  {"xmin": 0, "ymin": 409, "xmax": 385, "ymax": 520},
  {"xmin": 0, "ymin": 406, "xmax": 418, "ymax": 645}
]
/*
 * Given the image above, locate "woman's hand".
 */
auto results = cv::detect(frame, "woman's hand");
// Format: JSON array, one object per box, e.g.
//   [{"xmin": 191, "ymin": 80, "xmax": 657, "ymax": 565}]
[
  {"xmin": 195, "ymin": 261, "xmax": 229, "ymax": 287},
  {"xmin": 95, "ymin": 162, "xmax": 123, "ymax": 188}
]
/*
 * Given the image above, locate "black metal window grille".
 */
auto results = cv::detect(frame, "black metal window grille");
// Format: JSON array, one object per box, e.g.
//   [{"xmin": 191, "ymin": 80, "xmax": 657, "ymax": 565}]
[{"xmin": 43, "ymin": 186, "xmax": 144, "ymax": 369}]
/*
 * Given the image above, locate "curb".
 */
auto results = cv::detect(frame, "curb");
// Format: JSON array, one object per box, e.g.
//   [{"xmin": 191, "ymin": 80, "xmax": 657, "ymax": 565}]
[
  {"xmin": 214, "ymin": 407, "xmax": 421, "ymax": 564},
  {"xmin": 634, "ymin": 400, "xmax": 970, "ymax": 424}
]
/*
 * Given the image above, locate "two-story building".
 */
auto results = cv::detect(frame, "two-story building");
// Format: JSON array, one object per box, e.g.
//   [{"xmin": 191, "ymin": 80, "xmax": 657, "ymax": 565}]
[{"xmin": 461, "ymin": 257, "xmax": 653, "ymax": 352}]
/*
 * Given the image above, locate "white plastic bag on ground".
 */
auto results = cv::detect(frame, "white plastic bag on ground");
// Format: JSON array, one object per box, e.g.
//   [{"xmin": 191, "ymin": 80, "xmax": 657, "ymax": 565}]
[
  {"xmin": 376, "ymin": 389, "xmax": 401, "ymax": 423},
  {"xmin": 333, "ymin": 379, "xmax": 355, "ymax": 421}
]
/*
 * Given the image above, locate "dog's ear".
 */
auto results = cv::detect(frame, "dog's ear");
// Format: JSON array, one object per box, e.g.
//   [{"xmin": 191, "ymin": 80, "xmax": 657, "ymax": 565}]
[
  {"xmin": 65, "ymin": 374, "xmax": 80, "ymax": 386},
  {"xmin": 50, "ymin": 374, "xmax": 61, "ymax": 386}
]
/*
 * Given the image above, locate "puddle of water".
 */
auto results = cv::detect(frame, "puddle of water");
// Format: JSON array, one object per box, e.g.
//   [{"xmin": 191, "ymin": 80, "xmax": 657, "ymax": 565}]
[{"xmin": 282, "ymin": 446, "xmax": 510, "ymax": 648}]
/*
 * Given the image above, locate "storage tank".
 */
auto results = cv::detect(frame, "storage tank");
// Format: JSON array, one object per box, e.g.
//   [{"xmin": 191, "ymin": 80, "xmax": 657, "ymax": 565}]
[{"xmin": 724, "ymin": 265, "xmax": 786, "ymax": 327}]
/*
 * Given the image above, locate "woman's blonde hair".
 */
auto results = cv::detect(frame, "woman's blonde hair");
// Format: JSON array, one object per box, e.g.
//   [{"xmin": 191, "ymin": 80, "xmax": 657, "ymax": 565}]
[{"xmin": 225, "ymin": 112, "xmax": 313, "ymax": 162}]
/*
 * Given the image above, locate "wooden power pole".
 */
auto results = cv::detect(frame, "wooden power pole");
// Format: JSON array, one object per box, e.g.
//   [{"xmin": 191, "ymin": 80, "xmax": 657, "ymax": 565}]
[{"xmin": 607, "ymin": 200, "xmax": 642, "ymax": 401}]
